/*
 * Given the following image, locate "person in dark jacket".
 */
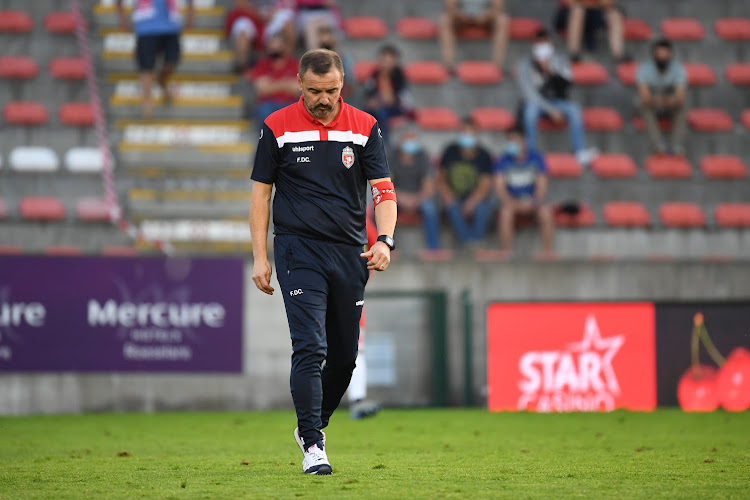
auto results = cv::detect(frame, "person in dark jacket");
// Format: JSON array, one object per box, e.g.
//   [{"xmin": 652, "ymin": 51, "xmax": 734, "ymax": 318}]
[{"xmin": 363, "ymin": 45, "xmax": 414, "ymax": 145}]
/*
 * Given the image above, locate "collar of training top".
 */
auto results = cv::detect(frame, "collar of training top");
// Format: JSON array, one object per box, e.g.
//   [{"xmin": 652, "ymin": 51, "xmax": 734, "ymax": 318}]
[{"xmin": 297, "ymin": 96, "xmax": 344, "ymax": 128}]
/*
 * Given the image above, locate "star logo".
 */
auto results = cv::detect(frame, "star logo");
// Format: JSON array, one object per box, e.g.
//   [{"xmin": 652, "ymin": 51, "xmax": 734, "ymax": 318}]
[{"xmin": 567, "ymin": 315, "xmax": 625, "ymax": 394}]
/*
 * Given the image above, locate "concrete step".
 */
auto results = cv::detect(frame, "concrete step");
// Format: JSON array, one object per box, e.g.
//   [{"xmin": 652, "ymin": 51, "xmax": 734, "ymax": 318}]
[
  {"xmin": 93, "ymin": 4, "xmax": 225, "ymax": 30},
  {"xmin": 118, "ymin": 142, "xmax": 252, "ymax": 168},
  {"xmin": 100, "ymin": 51, "xmax": 232, "ymax": 73},
  {"xmin": 109, "ymin": 95, "xmax": 244, "ymax": 119}
]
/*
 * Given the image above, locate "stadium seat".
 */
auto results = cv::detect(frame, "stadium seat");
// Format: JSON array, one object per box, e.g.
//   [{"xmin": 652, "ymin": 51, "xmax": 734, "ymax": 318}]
[
  {"xmin": 19, "ymin": 196, "xmax": 66, "ymax": 221},
  {"xmin": 0, "ymin": 56, "xmax": 39, "ymax": 80},
  {"xmin": 0, "ymin": 245, "xmax": 23, "ymax": 254},
  {"xmin": 44, "ymin": 11, "xmax": 78, "ymax": 34},
  {"xmin": 714, "ymin": 18, "xmax": 750, "ymax": 41},
  {"xmin": 415, "ymin": 107, "xmax": 460, "ymax": 130},
  {"xmin": 624, "ymin": 18, "xmax": 652, "ymax": 41},
  {"xmin": 101, "ymin": 245, "xmax": 139, "ymax": 257},
  {"xmin": 646, "ymin": 155, "xmax": 692, "ymax": 178},
  {"xmin": 660, "ymin": 18, "xmax": 706, "ymax": 41},
  {"xmin": 725, "ymin": 63, "xmax": 750, "ymax": 86},
  {"xmin": 616, "ymin": 61, "xmax": 636, "ymax": 86},
  {"xmin": 571, "ymin": 61, "xmax": 609, "ymax": 85},
  {"xmin": 396, "ymin": 17, "xmax": 437, "ymax": 39},
  {"xmin": 700, "ymin": 155, "xmax": 747, "ymax": 179},
  {"xmin": 76, "ymin": 198, "xmax": 111, "ymax": 221},
  {"xmin": 0, "ymin": 198, "xmax": 7, "ymax": 219},
  {"xmin": 603, "ymin": 201, "xmax": 651, "ymax": 227},
  {"xmin": 545, "ymin": 153, "xmax": 582, "ymax": 178},
  {"xmin": 632, "ymin": 116, "xmax": 672, "ymax": 131},
  {"xmin": 44, "ymin": 245, "xmax": 83, "ymax": 256},
  {"xmin": 509, "ymin": 17, "xmax": 543, "ymax": 40},
  {"xmin": 2, "ymin": 101, "xmax": 49, "ymax": 125},
  {"xmin": 9, "ymin": 146, "xmax": 60, "ymax": 172},
  {"xmin": 343, "ymin": 16, "xmax": 388, "ymax": 39},
  {"xmin": 470, "ymin": 107, "xmax": 514, "ymax": 131},
  {"xmin": 0, "ymin": 11, "xmax": 33, "ymax": 33},
  {"xmin": 685, "ymin": 63, "xmax": 717, "ymax": 86},
  {"xmin": 456, "ymin": 61, "xmax": 502, "ymax": 84},
  {"xmin": 397, "ymin": 211, "xmax": 422, "ymax": 226},
  {"xmin": 659, "ymin": 202, "xmax": 706, "ymax": 227},
  {"xmin": 50, "ymin": 57, "xmax": 87, "ymax": 80},
  {"xmin": 537, "ymin": 116, "xmax": 567, "ymax": 131},
  {"xmin": 714, "ymin": 203, "xmax": 750, "ymax": 228},
  {"xmin": 583, "ymin": 107, "xmax": 623, "ymax": 131},
  {"xmin": 65, "ymin": 147, "xmax": 106, "ymax": 173},
  {"xmin": 353, "ymin": 60, "xmax": 376, "ymax": 83},
  {"xmin": 404, "ymin": 61, "xmax": 450, "ymax": 84},
  {"xmin": 457, "ymin": 26, "xmax": 489, "ymax": 39},
  {"xmin": 687, "ymin": 109, "xmax": 733, "ymax": 132},
  {"xmin": 555, "ymin": 203, "xmax": 595, "ymax": 227},
  {"xmin": 59, "ymin": 102, "xmax": 95, "ymax": 126},
  {"xmin": 591, "ymin": 154, "xmax": 637, "ymax": 178}
]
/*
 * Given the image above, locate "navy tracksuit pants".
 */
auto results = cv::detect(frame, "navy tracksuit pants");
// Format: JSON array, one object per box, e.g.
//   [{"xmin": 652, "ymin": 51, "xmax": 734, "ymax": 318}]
[{"xmin": 274, "ymin": 233, "xmax": 369, "ymax": 448}]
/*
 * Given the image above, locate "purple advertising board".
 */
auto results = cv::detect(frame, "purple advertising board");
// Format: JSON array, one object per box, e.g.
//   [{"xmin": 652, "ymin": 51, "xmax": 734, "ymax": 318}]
[{"xmin": 0, "ymin": 256, "xmax": 244, "ymax": 372}]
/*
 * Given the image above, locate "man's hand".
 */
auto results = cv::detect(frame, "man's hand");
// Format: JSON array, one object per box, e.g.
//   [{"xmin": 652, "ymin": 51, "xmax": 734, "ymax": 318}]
[
  {"xmin": 397, "ymin": 192, "xmax": 419, "ymax": 212},
  {"xmin": 550, "ymin": 109, "xmax": 565, "ymax": 123},
  {"xmin": 361, "ymin": 241, "xmax": 391, "ymax": 272},
  {"xmin": 462, "ymin": 198, "xmax": 478, "ymax": 217},
  {"xmin": 252, "ymin": 258, "xmax": 275, "ymax": 295}
]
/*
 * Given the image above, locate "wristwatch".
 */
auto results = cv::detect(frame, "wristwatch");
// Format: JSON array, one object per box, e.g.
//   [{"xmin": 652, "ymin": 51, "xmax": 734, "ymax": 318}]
[{"xmin": 376, "ymin": 234, "xmax": 395, "ymax": 251}]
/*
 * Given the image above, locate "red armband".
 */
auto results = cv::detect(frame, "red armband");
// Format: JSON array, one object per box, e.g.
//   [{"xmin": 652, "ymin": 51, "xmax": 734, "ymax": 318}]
[{"xmin": 371, "ymin": 181, "xmax": 397, "ymax": 207}]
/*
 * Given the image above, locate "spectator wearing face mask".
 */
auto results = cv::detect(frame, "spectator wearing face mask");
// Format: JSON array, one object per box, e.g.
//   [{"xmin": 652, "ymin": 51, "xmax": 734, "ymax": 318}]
[
  {"xmin": 246, "ymin": 33, "xmax": 300, "ymax": 124},
  {"xmin": 517, "ymin": 29, "xmax": 598, "ymax": 167},
  {"xmin": 494, "ymin": 126, "xmax": 554, "ymax": 253},
  {"xmin": 636, "ymin": 38, "xmax": 687, "ymax": 156},
  {"xmin": 389, "ymin": 127, "xmax": 441, "ymax": 250},
  {"xmin": 224, "ymin": 0, "xmax": 264, "ymax": 72},
  {"xmin": 436, "ymin": 118, "xmax": 494, "ymax": 247}
]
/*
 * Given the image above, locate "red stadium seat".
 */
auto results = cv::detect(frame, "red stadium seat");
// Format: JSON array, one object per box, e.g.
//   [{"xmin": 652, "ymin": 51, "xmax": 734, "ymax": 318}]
[
  {"xmin": 44, "ymin": 11, "xmax": 78, "ymax": 34},
  {"xmin": 632, "ymin": 116, "xmax": 672, "ymax": 132},
  {"xmin": 0, "ymin": 198, "xmax": 7, "ymax": 219},
  {"xmin": 415, "ymin": 107, "xmax": 460, "ymax": 130},
  {"xmin": 725, "ymin": 63, "xmax": 750, "ymax": 85},
  {"xmin": 660, "ymin": 18, "xmax": 706, "ymax": 41},
  {"xmin": 0, "ymin": 56, "xmax": 39, "ymax": 79},
  {"xmin": 583, "ymin": 107, "xmax": 623, "ymax": 131},
  {"xmin": 571, "ymin": 61, "xmax": 609, "ymax": 85},
  {"xmin": 343, "ymin": 16, "xmax": 388, "ymax": 39},
  {"xmin": 456, "ymin": 61, "xmax": 502, "ymax": 84},
  {"xmin": 19, "ymin": 196, "xmax": 66, "ymax": 221},
  {"xmin": 742, "ymin": 110, "xmax": 750, "ymax": 130},
  {"xmin": 646, "ymin": 155, "xmax": 692, "ymax": 178},
  {"xmin": 688, "ymin": 109, "xmax": 733, "ymax": 132},
  {"xmin": 396, "ymin": 17, "xmax": 437, "ymax": 39},
  {"xmin": 404, "ymin": 61, "xmax": 449, "ymax": 84},
  {"xmin": 3, "ymin": 102, "xmax": 49, "ymax": 126},
  {"xmin": 44, "ymin": 245, "xmax": 82, "ymax": 256},
  {"xmin": 457, "ymin": 26, "xmax": 489, "ymax": 39},
  {"xmin": 685, "ymin": 63, "xmax": 716, "ymax": 86},
  {"xmin": 353, "ymin": 60, "xmax": 376, "ymax": 83},
  {"xmin": 545, "ymin": 153, "xmax": 582, "ymax": 178},
  {"xmin": 714, "ymin": 203, "xmax": 750, "ymax": 228},
  {"xmin": 616, "ymin": 61, "xmax": 637, "ymax": 86},
  {"xmin": 470, "ymin": 107, "xmax": 514, "ymax": 131},
  {"xmin": 510, "ymin": 17, "xmax": 543, "ymax": 40},
  {"xmin": 76, "ymin": 198, "xmax": 110, "ymax": 221},
  {"xmin": 50, "ymin": 57, "xmax": 87, "ymax": 80},
  {"xmin": 659, "ymin": 202, "xmax": 706, "ymax": 228},
  {"xmin": 700, "ymin": 155, "xmax": 747, "ymax": 179},
  {"xmin": 604, "ymin": 201, "xmax": 651, "ymax": 227},
  {"xmin": 591, "ymin": 154, "xmax": 637, "ymax": 178},
  {"xmin": 624, "ymin": 18, "xmax": 652, "ymax": 41},
  {"xmin": 714, "ymin": 18, "xmax": 750, "ymax": 41},
  {"xmin": 0, "ymin": 11, "xmax": 33, "ymax": 33},
  {"xmin": 555, "ymin": 203, "xmax": 595, "ymax": 227},
  {"xmin": 101, "ymin": 245, "xmax": 139, "ymax": 257},
  {"xmin": 0, "ymin": 245, "xmax": 23, "ymax": 255},
  {"xmin": 59, "ymin": 102, "xmax": 95, "ymax": 126}
]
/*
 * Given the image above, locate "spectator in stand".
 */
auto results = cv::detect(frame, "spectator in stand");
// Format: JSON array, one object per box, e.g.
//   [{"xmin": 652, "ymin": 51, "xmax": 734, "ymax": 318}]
[
  {"xmin": 247, "ymin": 33, "xmax": 299, "ymax": 124},
  {"xmin": 252, "ymin": 0, "xmax": 297, "ymax": 53},
  {"xmin": 553, "ymin": 0, "xmax": 628, "ymax": 63},
  {"xmin": 494, "ymin": 126, "xmax": 554, "ymax": 253},
  {"xmin": 439, "ymin": 0, "xmax": 509, "ymax": 71},
  {"xmin": 316, "ymin": 25, "xmax": 354, "ymax": 100},
  {"xmin": 389, "ymin": 126, "xmax": 441, "ymax": 250},
  {"xmin": 295, "ymin": 0, "xmax": 342, "ymax": 50},
  {"xmin": 437, "ymin": 117, "xmax": 494, "ymax": 247},
  {"xmin": 117, "ymin": 0, "xmax": 194, "ymax": 118},
  {"xmin": 363, "ymin": 45, "xmax": 415, "ymax": 145},
  {"xmin": 224, "ymin": 0, "xmax": 264, "ymax": 72},
  {"xmin": 517, "ymin": 29, "xmax": 598, "ymax": 167},
  {"xmin": 636, "ymin": 38, "xmax": 688, "ymax": 156}
]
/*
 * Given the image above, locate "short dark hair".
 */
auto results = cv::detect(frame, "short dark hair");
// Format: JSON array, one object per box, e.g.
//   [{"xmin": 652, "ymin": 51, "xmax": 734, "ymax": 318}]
[
  {"xmin": 299, "ymin": 49, "xmax": 344, "ymax": 78},
  {"xmin": 652, "ymin": 37, "xmax": 673, "ymax": 52},
  {"xmin": 461, "ymin": 115, "xmax": 476, "ymax": 128},
  {"xmin": 507, "ymin": 125, "xmax": 525, "ymax": 137},
  {"xmin": 379, "ymin": 44, "xmax": 400, "ymax": 57},
  {"xmin": 534, "ymin": 28, "xmax": 550, "ymax": 41}
]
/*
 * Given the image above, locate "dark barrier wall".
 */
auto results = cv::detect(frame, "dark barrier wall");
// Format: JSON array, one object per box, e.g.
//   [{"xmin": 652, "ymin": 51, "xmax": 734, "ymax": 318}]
[
  {"xmin": 0, "ymin": 256, "xmax": 244, "ymax": 372},
  {"xmin": 655, "ymin": 302, "xmax": 750, "ymax": 406}
]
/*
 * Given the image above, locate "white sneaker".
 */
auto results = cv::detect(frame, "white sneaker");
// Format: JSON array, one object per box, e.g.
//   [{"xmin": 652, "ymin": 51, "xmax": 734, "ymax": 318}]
[
  {"xmin": 293, "ymin": 427, "xmax": 326, "ymax": 453},
  {"xmin": 576, "ymin": 147, "xmax": 599, "ymax": 167},
  {"xmin": 293, "ymin": 428, "xmax": 332, "ymax": 475}
]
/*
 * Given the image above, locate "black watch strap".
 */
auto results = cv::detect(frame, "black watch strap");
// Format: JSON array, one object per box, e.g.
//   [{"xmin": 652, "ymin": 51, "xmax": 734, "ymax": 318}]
[{"xmin": 376, "ymin": 234, "xmax": 395, "ymax": 251}]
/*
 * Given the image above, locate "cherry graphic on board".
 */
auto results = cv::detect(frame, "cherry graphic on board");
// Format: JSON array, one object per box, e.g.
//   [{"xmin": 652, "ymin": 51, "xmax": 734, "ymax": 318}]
[
  {"xmin": 678, "ymin": 365, "xmax": 719, "ymax": 411},
  {"xmin": 717, "ymin": 347, "xmax": 750, "ymax": 412}
]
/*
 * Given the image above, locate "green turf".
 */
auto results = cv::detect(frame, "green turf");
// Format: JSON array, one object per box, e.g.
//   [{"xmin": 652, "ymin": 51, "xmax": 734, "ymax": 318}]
[{"xmin": 0, "ymin": 409, "xmax": 748, "ymax": 499}]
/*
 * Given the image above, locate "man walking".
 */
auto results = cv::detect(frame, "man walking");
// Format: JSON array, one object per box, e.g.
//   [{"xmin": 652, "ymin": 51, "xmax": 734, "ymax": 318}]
[{"xmin": 248, "ymin": 49, "xmax": 397, "ymax": 475}]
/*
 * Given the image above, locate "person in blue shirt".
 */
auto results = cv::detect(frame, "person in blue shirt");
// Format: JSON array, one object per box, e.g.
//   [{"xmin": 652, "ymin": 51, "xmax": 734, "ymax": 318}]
[{"xmin": 494, "ymin": 126, "xmax": 554, "ymax": 252}]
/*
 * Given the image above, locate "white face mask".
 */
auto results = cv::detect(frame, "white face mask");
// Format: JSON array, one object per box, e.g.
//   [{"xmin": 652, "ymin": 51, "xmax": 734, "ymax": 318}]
[{"xmin": 533, "ymin": 42, "xmax": 554, "ymax": 62}]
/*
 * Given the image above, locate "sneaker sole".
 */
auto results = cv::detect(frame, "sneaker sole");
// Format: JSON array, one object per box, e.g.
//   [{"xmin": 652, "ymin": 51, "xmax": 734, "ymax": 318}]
[{"xmin": 305, "ymin": 464, "xmax": 333, "ymax": 475}]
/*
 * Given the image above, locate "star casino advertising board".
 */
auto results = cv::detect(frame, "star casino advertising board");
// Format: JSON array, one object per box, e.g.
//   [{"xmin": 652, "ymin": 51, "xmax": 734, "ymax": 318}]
[
  {"xmin": 0, "ymin": 256, "xmax": 243, "ymax": 372},
  {"xmin": 487, "ymin": 302, "xmax": 656, "ymax": 412}
]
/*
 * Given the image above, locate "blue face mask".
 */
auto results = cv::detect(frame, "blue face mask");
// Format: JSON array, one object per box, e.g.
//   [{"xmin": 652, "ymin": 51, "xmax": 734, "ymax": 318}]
[
  {"xmin": 505, "ymin": 141, "xmax": 520, "ymax": 157},
  {"xmin": 457, "ymin": 133, "xmax": 477, "ymax": 149},
  {"xmin": 401, "ymin": 139, "xmax": 422, "ymax": 155}
]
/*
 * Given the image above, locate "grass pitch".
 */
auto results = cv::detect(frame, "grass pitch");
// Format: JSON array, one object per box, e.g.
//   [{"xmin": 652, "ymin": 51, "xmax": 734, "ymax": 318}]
[{"xmin": 0, "ymin": 409, "xmax": 748, "ymax": 499}]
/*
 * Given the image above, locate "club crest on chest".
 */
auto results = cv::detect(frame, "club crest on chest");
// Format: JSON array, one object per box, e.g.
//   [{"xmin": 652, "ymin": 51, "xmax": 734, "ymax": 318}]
[{"xmin": 342, "ymin": 146, "xmax": 355, "ymax": 169}]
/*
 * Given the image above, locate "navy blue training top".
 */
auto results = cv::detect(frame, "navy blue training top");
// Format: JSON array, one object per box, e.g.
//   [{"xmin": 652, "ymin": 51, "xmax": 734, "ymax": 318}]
[{"xmin": 251, "ymin": 97, "xmax": 391, "ymax": 246}]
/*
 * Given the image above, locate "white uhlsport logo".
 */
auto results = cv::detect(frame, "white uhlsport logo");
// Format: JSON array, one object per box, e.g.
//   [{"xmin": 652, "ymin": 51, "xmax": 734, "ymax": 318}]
[{"xmin": 342, "ymin": 146, "xmax": 355, "ymax": 168}]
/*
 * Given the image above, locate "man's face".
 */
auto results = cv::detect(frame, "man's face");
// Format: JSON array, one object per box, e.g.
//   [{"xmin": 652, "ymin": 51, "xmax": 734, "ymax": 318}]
[
  {"xmin": 267, "ymin": 36, "xmax": 286, "ymax": 57},
  {"xmin": 653, "ymin": 47, "xmax": 672, "ymax": 67},
  {"xmin": 378, "ymin": 52, "xmax": 397, "ymax": 72},
  {"xmin": 318, "ymin": 31, "xmax": 336, "ymax": 50},
  {"xmin": 298, "ymin": 69, "xmax": 344, "ymax": 119}
]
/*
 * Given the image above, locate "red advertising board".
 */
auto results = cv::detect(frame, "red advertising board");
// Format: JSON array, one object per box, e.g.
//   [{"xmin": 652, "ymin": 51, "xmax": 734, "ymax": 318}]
[{"xmin": 487, "ymin": 303, "xmax": 656, "ymax": 412}]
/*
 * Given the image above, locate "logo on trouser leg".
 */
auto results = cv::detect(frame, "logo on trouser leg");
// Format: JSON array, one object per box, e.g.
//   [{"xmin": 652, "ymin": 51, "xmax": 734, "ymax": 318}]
[
  {"xmin": 290, "ymin": 289, "xmax": 304, "ymax": 296},
  {"xmin": 355, "ymin": 300, "xmax": 364, "ymax": 306}
]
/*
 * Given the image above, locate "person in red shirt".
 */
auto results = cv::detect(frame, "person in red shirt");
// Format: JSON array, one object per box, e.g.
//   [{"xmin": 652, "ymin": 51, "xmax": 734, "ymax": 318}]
[
  {"xmin": 246, "ymin": 33, "xmax": 300, "ymax": 124},
  {"xmin": 224, "ymin": 0, "xmax": 264, "ymax": 72}
]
